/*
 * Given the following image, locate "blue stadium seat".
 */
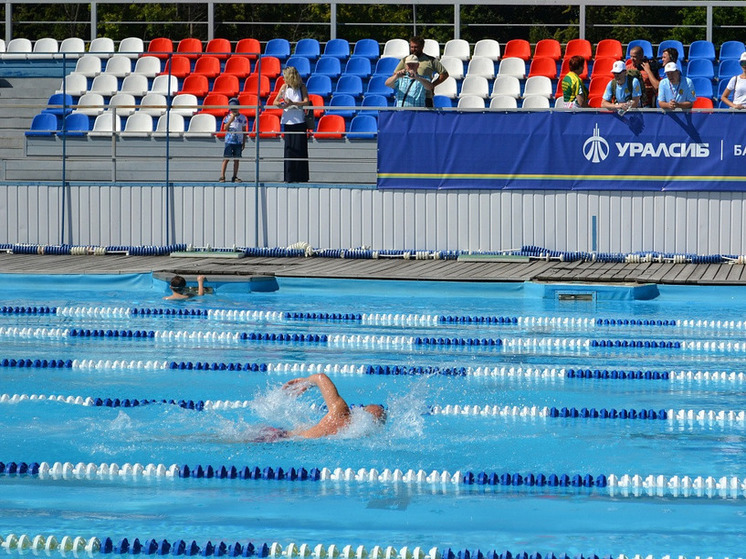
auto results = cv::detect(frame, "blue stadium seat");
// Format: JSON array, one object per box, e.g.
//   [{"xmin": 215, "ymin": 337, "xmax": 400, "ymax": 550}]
[
  {"xmin": 373, "ymin": 57, "xmax": 400, "ymax": 77},
  {"xmin": 58, "ymin": 112, "xmax": 90, "ymax": 137},
  {"xmin": 43, "ymin": 93, "xmax": 74, "ymax": 117},
  {"xmin": 286, "ymin": 56, "xmax": 312, "ymax": 80},
  {"xmin": 306, "ymin": 75, "xmax": 333, "ymax": 99},
  {"xmin": 625, "ymin": 39, "xmax": 653, "ymax": 59},
  {"xmin": 264, "ymin": 38, "xmax": 290, "ymax": 61},
  {"xmin": 344, "ymin": 57, "xmax": 372, "ymax": 79},
  {"xmin": 657, "ymin": 40, "xmax": 684, "ymax": 62},
  {"xmin": 294, "ymin": 38, "xmax": 321, "ymax": 62},
  {"xmin": 361, "ymin": 94, "xmax": 389, "ymax": 117},
  {"xmin": 720, "ymin": 41, "xmax": 746, "ymax": 61},
  {"xmin": 718, "ymin": 78, "xmax": 734, "ymax": 100},
  {"xmin": 718, "ymin": 59, "xmax": 742, "ymax": 80},
  {"xmin": 686, "ymin": 58, "xmax": 714, "ymax": 80},
  {"xmin": 688, "ymin": 40, "xmax": 716, "ymax": 61},
  {"xmin": 26, "ymin": 112, "xmax": 59, "ymax": 136},
  {"xmin": 352, "ymin": 39, "xmax": 380, "ymax": 61},
  {"xmin": 433, "ymin": 95, "xmax": 453, "ymax": 108},
  {"xmin": 366, "ymin": 76, "xmax": 393, "ymax": 98},
  {"xmin": 314, "ymin": 56, "xmax": 342, "ymax": 80},
  {"xmin": 334, "ymin": 75, "xmax": 363, "ymax": 98},
  {"xmin": 347, "ymin": 114, "xmax": 378, "ymax": 139},
  {"xmin": 323, "ymin": 38, "xmax": 350, "ymax": 61},
  {"xmin": 691, "ymin": 76, "xmax": 713, "ymax": 99},
  {"xmin": 327, "ymin": 94, "xmax": 357, "ymax": 118}
]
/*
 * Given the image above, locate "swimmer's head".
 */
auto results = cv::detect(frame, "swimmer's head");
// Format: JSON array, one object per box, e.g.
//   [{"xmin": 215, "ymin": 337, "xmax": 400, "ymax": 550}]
[
  {"xmin": 363, "ymin": 404, "xmax": 387, "ymax": 424},
  {"xmin": 170, "ymin": 275, "xmax": 187, "ymax": 294}
]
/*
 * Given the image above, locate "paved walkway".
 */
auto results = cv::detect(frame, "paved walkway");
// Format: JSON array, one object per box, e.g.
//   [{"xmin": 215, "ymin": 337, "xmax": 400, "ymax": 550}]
[{"xmin": 3, "ymin": 253, "xmax": 746, "ymax": 284}]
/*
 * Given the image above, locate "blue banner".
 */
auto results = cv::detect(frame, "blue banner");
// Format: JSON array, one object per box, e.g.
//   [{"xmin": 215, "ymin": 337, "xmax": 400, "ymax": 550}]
[{"xmin": 377, "ymin": 111, "xmax": 746, "ymax": 191}]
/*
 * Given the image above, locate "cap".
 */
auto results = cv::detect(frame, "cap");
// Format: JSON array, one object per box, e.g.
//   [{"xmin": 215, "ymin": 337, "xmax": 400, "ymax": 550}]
[
  {"xmin": 664, "ymin": 62, "xmax": 679, "ymax": 73},
  {"xmin": 404, "ymin": 54, "xmax": 419, "ymax": 65},
  {"xmin": 740, "ymin": 52, "xmax": 746, "ymax": 62},
  {"xmin": 228, "ymin": 97, "xmax": 239, "ymax": 106},
  {"xmin": 611, "ymin": 60, "xmax": 626, "ymax": 74}
]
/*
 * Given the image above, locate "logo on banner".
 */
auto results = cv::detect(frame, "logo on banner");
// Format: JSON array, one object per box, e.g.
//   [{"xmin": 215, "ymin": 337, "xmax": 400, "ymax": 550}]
[{"xmin": 582, "ymin": 124, "xmax": 609, "ymax": 163}]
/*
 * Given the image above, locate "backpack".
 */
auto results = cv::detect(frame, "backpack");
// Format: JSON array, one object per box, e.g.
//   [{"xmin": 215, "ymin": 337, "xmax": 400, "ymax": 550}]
[{"xmin": 610, "ymin": 75, "xmax": 635, "ymax": 104}]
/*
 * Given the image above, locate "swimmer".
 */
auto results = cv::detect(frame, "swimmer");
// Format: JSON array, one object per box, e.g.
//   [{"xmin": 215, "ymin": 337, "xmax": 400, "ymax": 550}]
[
  {"xmin": 277, "ymin": 373, "xmax": 386, "ymax": 439},
  {"xmin": 164, "ymin": 275, "xmax": 207, "ymax": 300}
]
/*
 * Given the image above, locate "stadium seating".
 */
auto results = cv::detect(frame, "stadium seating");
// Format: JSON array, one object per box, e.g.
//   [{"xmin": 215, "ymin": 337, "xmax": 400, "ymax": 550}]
[
  {"xmin": 693, "ymin": 96, "xmax": 714, "ymax": 109},
  {"xmin": 122, "ymin": 112, "xmax": 154, "ymax": 136},
  {"xmin": 521, "ymin": 95, "xmax": 550, "ymax": 109},
  {"xmin": 154, "ymin": 113, "xmax": 185, "ymax": 136},
  {"xmin": 88, "ymin": 112, "xmax": 121, "ymax": 136},
  {"xmin": 104, "ymin": 55, "xmax": 133, "ymax": 77},
  {"xmin": 43, "ymin": 93, "xmax": 74, "ymax": 117},
  {"xmin": 89, "ymin": 73, "xmax": 118, "ymax": 97},
  {"xmin": 58, "ymin": 112, "xmax": 90, "ymax": 136},
  {"xmin": 490, "ymin": 95, "xmax": 517, "ymax": 109},
  {"xmin": 315, "ymin": 114, "xmax": 346, "ymax": 139},
  {"xmin": 348, "ymin": 114, "xmax": 378, "ymax": 139},
  {"xmin": 89, "ymin": 37, "xmax": 116, "ymax": 58},
  {"xmin": 625, "ymin": 40, "xmax": 653, "ymax": 59},
  {"xmin": 588, "ymin": 77, "xmax": 609, "ymax": 98},
  {"xmin": 498, "ymin": 57, "xmax": 526, "ymax": 79},
  {"xmin": 473, "ymin": 39, "xmax": 501, "ymax": 61},
  {"xmin": 466, "ymin": 56, "xmax": 495, "ymax": 79},
  {"xmin": 286, "ymin": 56, "xmax": 312, "ymax": 79},
  {"xmin": 459, "ymin": 75, "xmax": 490, "ymax": 98},
  {"xmin": 74, "ymin": 92, "xmax": 105, "ymax": 115},
  {"xmin": 382, "ymin": 39, "xmax": 408, "ymax": 59},
  {"xmin": 138, "ymin": 93, "xmax": 168, "ymax": 116},
  {"xmin": 57, "ymin": 37, "xmax": 85, "ymax": 60},
  {"xmin": 205, "ymin": 38, "xmax": 231, "ymax": 61},
  {"xmin": 373, "ymin": 57, "xmax": 399, "ymax": 77},
  {"xmin": 324, "ymin": 39, "xmax": 351, "ymax": 61},
  {"xmin": 250, "ymin": 113, "xmax": 281, "ymax": 138},
  {"xmin": 559, "ymin": 56, "xmax": 588, "ymax": 80},
  {"xmin": 443, "ymin": 39, "xmax": 470, "ymax": 61},
  {"xmin": 236, "ymin": 93, "xmax": 259, "ymax": 118},
  {"xmin": 595, "ymin": 39, "xmax": 622, "ymax": 60},
  {"xmin": 587, "ymin": 95, "xmax": 603, "ymax": 108},
  {"xmin": 133, "ymin": 56, "xmax": 161, "ymax": 78},
  {"xmin": 719, "ymin": 59, "xmax": 742, "ymax": 80},
  {"xmin": 688, "ymin": 40, "xmax": 716, "ymax": 61},
  {"xmin": 185, "ymin": 113, "xmax": 217, "ymax": 137},
  {"xmin": 150, "ymin": 75, "xmax": 179, "ymax": 96},
  {"xmin": 199, "ymin": 93, "xmax": 230, "ymax": 117},
  {"xmin": 690, "ymin": 76, "xmax": 714, "ymax": 99},
  {"xmin": 365, "ymin": 76, "xmax": 393, "ymax": 99},
  {"xmin": 2, "ymin": 38, "xmax": 31, "ymax": 59},
  {"xmin": 687, "ymin": 58, "xmax": 714, "ymax": 80},
  {"xmin": 327, "ymin": 94, "xmax": 357, "ymax": 117},
  {"xmin": 26, "ymin": 112, "xmax": 59, "ymax": 136},
  {"xmin": 294, "ymin": 38, "xmax": 321, "ymax": 62},
  {"xmin": 308, "ymin": 93, "xmax": 325, "ymax": 118},
  {"xmin": 120, "ymin": 74, "xmax": 150, "ymax": 97},
  {"xmin": 432, "ymin": 95, "xmax": 453, "ymax": 108},
  {"xmin": 361, "ymin": 94, "xmax": 388, "ymax": 117},
  {"xmin": 591, "ymin": 57, "xmax": 616, "ymax": 79},
  {"xmin": 434, "ymin": 77, "xmax": 458, "ymax": 99},
  {"xmin": 176, "ymin": 37, "xmax": 202, "ymax": 60},
  {"xmin": 439, "ymin": 56, "xmax": 465, "ymax": 80},
  {"xmin": 528, "ymin": 57, "xmax": 557, "ymax": 79},
  {"xmin": 255, "ymin": 56, "xmax": 282, "ymax": 79},
  {"xmin": 107, "ymin": 93, "xmax": 137, "ymax": 117},
  {"xmin": 307, "ymin": 75, "xmax": 333, "ymax": 99},
  {"xmin": 564, "ymin": 39, "xmax": 592, "ymax": 61},
  {"xmin": 235, "ymin": 38, "xmax": 261, "ymax": 60},
  {"xmin": 56, "ymin": 73, "xmax": 88, "ymax": 97},
  {"xmin": 344, "ymin": 57, "xmax": 372, "ymax": 79},
  {"xmin": 118, "ymin": 37, "xmax": 145, "ymax": 59},
  {"xmin": 534, "ymin": 39, "xmax": 561, "ymax": 61},
  {"xmin": 264, "ymin": 38, "xmax": 291, "ymax": 61},
  {"xmin": 353, "ymin": 39, "xmax": 380, "ymax": 61},
  {"xmin": 212, "ymin": 74, "xmax": 240, "ymax": 97},
  {"xmin": 491, "ymin": 75, "xmax": 521, "ymax": 99},
  {"xmin": 243, "ymin": 75, "xmax": 270, "ymax": 98},
  {"xmin": 503, "ymin": 39, "xmax": 531, "ymax": 61},
  {"xmin": 424, "ymin": 38, "xmax": 440, "ymax": 59},
  {"xmin": 75, "ymin": 55, "xmax": 102, "ymax": 77},
  {"xmin": 147, "ymin": 37, "xmax": 174, "ymax": 59},
  {"xmin": 192, "ymin": 56, "xmax": 222, "ymax": 78},
  {"xmin": 523, "ymin": 75, "xmax": 553, "ymax": 99},
  {"xmin": 720, "ymin": 41, "xmax": 746, "ymax": 61},
  {"xmin": 171, "ymin": 93, "xmax": 199, "ymax": 116},
  {"xmin": 457, "ymin": 95, "xmax": 485, "ymax": 109},
  {"xmin": 657, "ymin": 40, "xmax": 684, "ymax": 61},
  {"xmin": 315, "ymin": 56, "xmax": 342, "ymax": 80},
  {"xmin": 29, "ymin": 37, "xmax": 58, "ymax": 59}
]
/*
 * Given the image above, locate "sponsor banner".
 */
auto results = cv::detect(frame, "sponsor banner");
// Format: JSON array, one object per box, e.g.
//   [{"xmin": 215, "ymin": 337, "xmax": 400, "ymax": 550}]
[{"xmin": 377, "ymin": 110, "xmax": 746, "ymax": 191}]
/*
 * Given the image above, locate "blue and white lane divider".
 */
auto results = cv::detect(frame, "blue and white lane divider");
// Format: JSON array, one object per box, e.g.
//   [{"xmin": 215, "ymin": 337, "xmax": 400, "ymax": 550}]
[
  {"xmin": 4, "ymin": 393, "xmax": 746, "ymax": 425},
  {"xmin": 3, "ymin": 461, "xmax": 746, "ymax": 500}
]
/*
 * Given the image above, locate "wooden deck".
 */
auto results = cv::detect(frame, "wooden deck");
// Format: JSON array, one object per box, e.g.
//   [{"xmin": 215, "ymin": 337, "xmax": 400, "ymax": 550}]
[{"xmin": 3, "ymin": 253, "xmax": 746, "ymax": 285}]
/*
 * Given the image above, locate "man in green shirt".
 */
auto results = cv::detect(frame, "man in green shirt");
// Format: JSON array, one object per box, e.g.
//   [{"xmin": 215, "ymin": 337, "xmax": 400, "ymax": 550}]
[{"xmin": 393, "ymin": 36, "xmax": 449, "ymax": 107}]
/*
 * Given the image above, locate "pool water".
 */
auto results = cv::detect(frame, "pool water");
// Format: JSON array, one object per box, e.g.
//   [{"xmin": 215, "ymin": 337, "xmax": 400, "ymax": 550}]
[{"xmin": 1, "ymin": 273, "xmax": 746, "ymax": 559}]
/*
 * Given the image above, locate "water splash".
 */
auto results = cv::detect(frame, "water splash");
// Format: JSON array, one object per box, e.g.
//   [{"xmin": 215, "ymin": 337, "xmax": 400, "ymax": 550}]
[
  {"xmin": 248, "ymin": 382, "xmax": 317, "ymax": 430},
  {"xmin": 383, "ymin": 377, "xmax": 430, "ymax": 440}
]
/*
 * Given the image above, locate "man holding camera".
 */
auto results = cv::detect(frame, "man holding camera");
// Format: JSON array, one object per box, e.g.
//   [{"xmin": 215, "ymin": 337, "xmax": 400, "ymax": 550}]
[
  {"xmin": 392, "ymin": 36, "xmax": 448, "ymax": 107},
  {"xmin": 625, "ymin": 45, "xmax": 659, "ymax": 107},
  {"xmin": 386, "ymin": 54, "xmax": 435, "ymax": 107}
]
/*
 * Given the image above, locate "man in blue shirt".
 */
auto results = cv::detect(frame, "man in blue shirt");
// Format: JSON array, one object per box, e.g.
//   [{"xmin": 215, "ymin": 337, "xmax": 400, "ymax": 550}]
[
  {"xmin": 385, "ymin": 54, "xmax": 434, "ymax": 107},
  {"xmin": 657, "ymin": 62, "xmax": 696, "ymax": 110},
  {"xmin": 601, "ymin": 60, "xmax": 642, "ymax": 113}
]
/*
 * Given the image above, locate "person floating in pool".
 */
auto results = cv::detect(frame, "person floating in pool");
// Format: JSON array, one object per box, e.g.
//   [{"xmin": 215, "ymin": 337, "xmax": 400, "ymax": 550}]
[
  {"xmin": 258, "ymin": 373, "xmax": 386, "ymax": 441},
  {"xmin": 164, "ymin": 275, "xmax": 208, "ymax": 300}
]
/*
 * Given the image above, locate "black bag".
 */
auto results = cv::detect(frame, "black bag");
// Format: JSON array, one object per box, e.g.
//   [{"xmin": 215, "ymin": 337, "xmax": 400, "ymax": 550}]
[{"xmin": 304, "ymin": 108, "xmax": 315, "ymax": 130}]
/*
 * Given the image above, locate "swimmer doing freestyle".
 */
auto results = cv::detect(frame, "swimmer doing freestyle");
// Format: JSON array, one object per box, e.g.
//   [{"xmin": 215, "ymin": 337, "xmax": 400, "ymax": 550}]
[{"xmin": 266, "ymin": 373, "xmax": 386, "ymax": 440}]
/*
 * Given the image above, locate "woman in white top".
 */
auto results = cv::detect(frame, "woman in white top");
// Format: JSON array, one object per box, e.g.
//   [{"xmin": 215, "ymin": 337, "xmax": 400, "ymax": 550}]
[
  {"xmin": 274, "ymin": 66, "xmax": 310, "ymax": 182},
  {"xmin": 721, "ymin": 52, "xmax": 746, "ymax": 109}
]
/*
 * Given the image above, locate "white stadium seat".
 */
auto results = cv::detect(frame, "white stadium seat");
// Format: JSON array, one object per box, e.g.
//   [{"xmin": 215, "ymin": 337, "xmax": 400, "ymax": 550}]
[
  {"xmin": 154, "ymin": 113, "xmax": 185, "ymax": 137},
  {"xmin": 56, "ymin": 72, "xmax": 88, "ymax": 97},
  {"xmin": 459, "ymin": 75, "xmax": 490, "ymax": 99},
  {"xmin": 185, "ymin": 113, "xmax": 217, "ymax": 137},
  {"xmin": 489, "ymin": 95, "xmax": 518, "ymax": 109},
  {"xmin": 442, "ymin": 39, "xmax": 470, "ymax": 61},
  {"xmin": 107, "ymin": 93, "xmax": 137, "ymax": 117},
  {"xmin": 457, "ymin": 95, "xmax": 486, "ymax": 109},
  {"xmin": 498, "ymin": 57, "xmax": 526, "ymax": 79},
  {"xmin": 118, "ymin": 37, "xmax": 145, "ymax": 59},
  {"xmin": 122, "ymin": 112, "xmax": 153, "ymax": 136},
  {"xmin": 88, "ymin": 111, "xmax": 122, "ymax": 136},
  {"xmin": 521, "ymin": 94, "xmax": 551, "ymax": 109},
  {"xmin": 523, "ymin": 76, "xmax": 554, "ymax": 99},
  {"xmin": 382, "ymin": 39, "xmax": 408, "ymax": 59},
  {"xmin": 138, "ymin": 93, "xmax": 168, "ymax": 116},
  {"xmin": 466, "ymin": 56, "xmax": 495, "ymax": 79},
  {"xmin": 473, "ymin": 39, "xmax": 501, "ymax": 61},
  {"xmin": 491, "ymin": 75, "xmax": 521, "ymax": 99},
  {"xmin": 438, "ymin": 55, "xmax": 464, "ymax": 81}
]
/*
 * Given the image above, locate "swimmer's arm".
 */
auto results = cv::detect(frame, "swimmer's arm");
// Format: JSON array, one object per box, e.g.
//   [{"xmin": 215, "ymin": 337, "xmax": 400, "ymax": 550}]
[
  {"xmin": 285, "ymin": 373, "xmax": 349, "ymax": 414},
  {"xmin": 197, "ymin": 275, "xmax": 206, "ymax": 296}
]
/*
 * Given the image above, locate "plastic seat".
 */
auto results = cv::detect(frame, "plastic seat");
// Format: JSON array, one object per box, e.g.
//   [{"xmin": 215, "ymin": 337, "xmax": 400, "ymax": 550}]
[
  {"xmin": 466, "ymin": 56, "xmax": 495, "ymax": 79},
  {"xmin": 523, "ymin": 75, "xmax": 553, "ymax": 99},
  {"xmin": 43, "ymin": 93, "xmax": 74, "ymax": 117},
  {"xmin": 192, "ymin": 56, "xmax": 221, "ymax": 79},
  {"xmin": 74, "ymin": 92, "xmax": 105, "ymax": 115},
  {"xmin": 382, "ymin": 39, "xmax": 409, "ymax": 59},
  {"xmin": 219, "ymin": 56, "xmax": 250, "ymax": 79},
  {"xmin": 88, "ymin": 111, "xmax": 121, "ymax": 136},
  {"xmin": 104, "ymin": 55, "xmax": 132, "ymax": 77},
  {"xmin": 590, "ymin": 57, "xmax": 616, "ymax": 79},
  {"xmin": 133, "ymin": 56, "xmax": 161, "ymax": 78},
  {"xmin": 373, "ymin": 57, "xmax": 400, "ymax": 77},
  {"xmin": 657, "ymin": 40, "xmax": 685, "ymax": 61},
  {"xmin": 171, "ymin": 93, "xmax": 199, "ymax": 116},
  {"xmin": 160, "ymin": 55, "xmax": 191, "ymax": 78},
  {"xmin": 56, "ymin": 73, "xmax": 88, "ymax": 97},
  {"xmin": 294, "ymin": 38, "xmax": 321, "ymax": 62},
  {"xmin": 564, "ymin": 39, "xmax": 592, "ymax": 61},
  {"xmin": 235, "ymin": 38, "xmax": 261, "ymax": 61},
  {"xmin": 250, "ymin": 113, "xmax": 281, "ymax": 138},
  {"xmin": 107, "ymin": 93, "xmax": 137, "ymax": 117},
  {"xmin": 491, "ymin": 75, "xmax": 521, "ymax": 99},
  {"xmin": 314, "ymin": 114, "xmax": 346, "ymax": 139},
  {"xmin": 528, "ymin": 57, "xmax": 557, "ymax": 79},
  {"xmin": 720, "ymin": 41, "xmax": 746, "ymax": 61},
  {"xmin": 559, "ymin": 56, "xmax": 588, "ymax": 80},
  {"xmin": 344, "ymin": 57, "xmax": 372, "ymax": 79},
  {"xmin": 457, "ymin": 95, "xmax": 485, "ymax": 109},
  {"xmin": 264, "ymin": 38, "xmax": 290, "ymax": 61},
  {"xmin": 58, "ymin": 112, "xmax": 90, "ymax": 136},
  {"xmin": 587, "ymin": 95, "xmax": 603, "ymax": 108},
  {"xmin": 154, "ymin": 113, "xmax": 185, "ymax": 136},
  {"xmin": 56, "ymin": 37, "xmax": 85, "ymax": 60},
  {"xmin": 439, "ymin": 55, "xmax": 464, "ymax": 80},
  {"xmin": 323, "ymin": 38, "xmax": 350, "ymax": 61},
  {"xmin": 489, "ymin": 95, "xmax": 517, "ymax": 109},
  {"xmin": 360, "ymin": 94, "xmax": 387, "ymax": 118},
  {"xmin": 89, "ymin": 73, "xmax": 118, "ymax": 97},
  {"xmin": 327, "ymin": 94, "xmax": 357, "ymax": 118},
  {"xmin": 138, "ymin": 93, "xmax": 168, "ymax": 116},
  {"xmin": 432, "ymin": 95, "xmax": 452, "ymax": 108},
  {"xmin": 498, "ymin": 57, "xmax": 526, "ymax": 79},
  {"xmin": 75, "ymin": 55, "xmax": 102, "ymax": 77},
  {"xmin": 334, "ymin": 74, "xmax": 363, "ymax": 99},
  {"xmin": 521, "ymin": 95, "xmax": 550, "ymax": 109},
  {"xmin": 693, "ymin": 96, "xmax": 714, "ymax": 109},
  {"xmin": 315, "ymin": 56, "xmax": 342, "ymax": 80},
  {"xmin": 254, "ymin": 56, "xmax": 281, "ymax": 79},
  {"xmin": 307, "ymin": 93, "xmax": 325, "ymax": 119},
  {"xmin": 588, "ymin": 76, "xmax": 609, "ymax": 98},
  {"xmin": 353, "ymin": 39, "xmax": 379, "ymax": 61},
  {"xmin": 595, "ymin": 39, "xmax": 622, "ymax": 60},
  {"xmin": 306, "ymin": 74, "xmax": 333, "ymax": 99},
  {"xmin": 433, "ymin": 77, "xmax": 458, "ymax": 99},
  {"xmin": 199, "ymin": 93, "xmax": 230, "ymax": 117},
  {"xmin": 185, "ymin": 112, "xmax": 217, "ymax": 137},
  {"xmin": 2, "ymin": 38, "xmax": 32, "ymax": 60},
  {"xmin": 688, "ymin": 40, "xmax": 716, "ymax": 61},
  {"xmin": 286, "ymin": 56, "xmax": 312, "ymax": 80},
  {"xmin": 687, "ymin": 58, "xmax": 714, "ymax": 80},
  {"xmin": 347, "ymin": 114, "xmax": 377, "ymax": 139},
  {"xmin": 88, "ymin": 37, "xmax": 115, "ymax": 58},
  {"xmin": 503, "ymin": 39, "xmax": 531, "ymax": 61},
  {"xmin": 177, "ymin": 37, "xmax": 203, "ymax": 60},
  {"xmin": 211, "ymin": 74, "xmax": 240, "ymax": 97},
  {"xmin": 150, "ymin": 74, "xmax": 179, "ymax": 96},
  {"xmin": 365, "ymin": 75, "xmax": 393, "ymax": 98},
  {"xmin": 122, "ymin": 112, "xmax": 153, "ymax": 136},
  {"xmin": 459, "ymin": 75, "xmax": 490, "ymax": 98},
  {"xmin": 625, "ymin": 40, "xmax": 653, "ymax": 59},
  {"xmin": 691, "ymin": 76, "xmax": 714, "ymax": 99},
  {"xmin": 424, "ymin": 39, "xmax": 440, "ymax": 59},
  {"xmin": 204, "ymin": 38, "xmax": 231, "ymax": 61},
  {"xmin": 719, "ymin": 59, "xmax": 742, "ymax": 80},
  {"xmin": 236, "ymin": 93, "xmax": 260, "ymax": 118},
  {"xmin": 443, "ymin": 39, "xmax": 470, "ymax": 61},
  {"xmin": 473, "ymin": 39, "xmax": 501, "ymax": 61},
  {"xmin": 118, "ymin": 37, "xmax": 144, "ymax": 59},
  {"xmin": 120, "ymin": 73, "xmax": 149, "ymax": 97},
  {"xmin": 26, "ymin": 112, "xmax": 60, "ymax": 136},
  {"xmin": 534, "ymin": 39, "xmax": 561, "ymax": 61},
  {"xmin": 147, "ymin": 37, "xmax": 174, "ymax": 60},
  {"xmin": 29, "ymin": 37, "xmax": 58, "ymax": 59},
  {"xmin": 243, "ymin": 74, "xmax": 270, "ymax": 98}
]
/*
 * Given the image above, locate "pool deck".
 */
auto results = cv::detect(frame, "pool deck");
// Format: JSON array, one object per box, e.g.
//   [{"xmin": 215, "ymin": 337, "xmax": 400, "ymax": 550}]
[{"xmin": 3, "ymin": 253, "xmax": 746, "ymax": 285}]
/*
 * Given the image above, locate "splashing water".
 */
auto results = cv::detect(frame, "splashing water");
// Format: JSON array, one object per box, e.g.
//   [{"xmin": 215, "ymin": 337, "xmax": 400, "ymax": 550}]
[
  {"xmin": 248, "ymin": 382, "xmax": 318, "ymax": 430},
  {"xmin": 382, "ymin": 377, "xmax": 430, "ymax": 440}
]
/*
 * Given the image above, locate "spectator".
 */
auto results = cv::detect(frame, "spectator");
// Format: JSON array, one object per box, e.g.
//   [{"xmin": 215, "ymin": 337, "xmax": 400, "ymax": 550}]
[
  {"xmin": 645, "ymin": 47, "xmax": 677, "ymax": 91},
  {"xmin": 657, "ymin": 62, "xmax": 695, "ymax": 110},
  {"xmin": 393, "ymin": 36, "xmax": 448, "ymax": 107},
  {"xmin": 385, "ymin": 54, "xmax": 434, "ymax": 107},
  {"xmin": 720, "ymin": 52, "xmax": 746, "ymax": 109},
  {"xmin": 274, "ymin": 66, "xmax": 310, "ymax": 183},
  {"xmin": 626, "ymin": 46, "xmax": 659, "ymax": 107},
  {"xmin": 601, "ymin": 60, "xmax": 642, "ymax": 113},
  {"xmin": 219, "ymin": 98, "xmax": 247, "ymax": 183},
  {"xmin": 561, "ymin": 55, "xmax": 588, "ymax": 108}
]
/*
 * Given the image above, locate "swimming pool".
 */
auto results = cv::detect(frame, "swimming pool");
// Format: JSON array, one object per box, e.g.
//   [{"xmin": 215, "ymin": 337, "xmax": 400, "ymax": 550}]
[{"xmin": 1, "ymin": 273, "xmax": 745, "ymax": 559}]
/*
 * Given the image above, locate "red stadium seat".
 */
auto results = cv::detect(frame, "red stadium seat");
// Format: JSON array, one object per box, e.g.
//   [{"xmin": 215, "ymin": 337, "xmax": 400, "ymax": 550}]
[
  {"xmin": 249, "ymin": 113, "xmax": 281, "ymax": 138},
  {"xmin": 503, "ymin": 39, "xmax": 531, "ymax": 61},
  {"xmin": 588, "ymin": 95, "xmax": 604, "ymax": 108},
  {"xmin": 243, "ymin": 74, "xmax": 270, "ymax": 98},
  {"xmin": 192, "ymin": 56, "xmax": 221, "ymax": 79},
  {"xmin": 314, "ymin": 114, "xmax": 346, "ymax": 139},
  {"xmin": 559, "ymin": 56, "xmax": 588, "ymax": 80},
  {"xmin": 588, "ymin": 76, "xmax": 610, "ymax": 98},
  {"xmin": 212, "ymin": 74, "xmax": 240, "ymax": 97},
  {"xmin": 159, "ymin": 55, "xmax": 191, "ymax": 78},
  {"xmin": 263, "ymin": 93, "xmax": 284, "ymax": 118},
  {"xmin": 147, "ymin": 37, "xmax": 174, "ymax": 60},
  {"xmin": 205, "ymin": 38, "xmax": 232, "ymax": 61},
  {"xmin": 564, "ymin": 39, "xmax": 592, "ymax": 61},
  {"xmin": 595, "ymin": 39, "xmax": 623, "ymax": 60},
  {"xmin": 177, "ymin": 37, "xmax": 203, "ymax": 60},
  {"xmin": 528, "ymin": 56, "xmax": 558, "ymax": 79},
  {"xmin": 693, "ymin": 96, "xmax": 714, "ymax": 110},
  {"xmin": 223, "ymin": 56, "xmax": 252, "ymax": 78},
  {"xmin": 235, "ymin": 38, "xmax": 261, "ymax": 61},
  {"xmin": 534, "ymin": 39, "xmax": 561, "ymax": 61},
  {"xmin": 253, "ymin": 56, "xmax": 281, "ymax": 79},
  {"xmin": 237, "ymin": 93, "xmax": 260, "ymax": 118},
  {"xmin": 199, "ymin": 93, "xmax": 229, "ymax": 117},
  {"xmin": 590, "ymin": 57, "xmax": 616, "ymax": 79},
  {"xmin": 308, "ymin": 93, "xmax": 325, "ymax": 119},
  {"xmin": 178, "ymin": 74, "xmax": 210, "ymax": 97}
]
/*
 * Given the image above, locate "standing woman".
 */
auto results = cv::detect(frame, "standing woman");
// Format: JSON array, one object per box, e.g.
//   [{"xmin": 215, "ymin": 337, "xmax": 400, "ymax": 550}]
[
  {"xmin": 721, "ymin": 52, "xmax": 746, "ymax": 109},
  {"xmin": 274, "ymin": 66, "xmax": 310, "ymax": 183}
]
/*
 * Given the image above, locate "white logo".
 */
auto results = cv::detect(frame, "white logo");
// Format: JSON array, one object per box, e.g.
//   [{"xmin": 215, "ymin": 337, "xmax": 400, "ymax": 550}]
[{"xmin": 583, "ymin": 124, "xmax": 609, "ymax": 163}]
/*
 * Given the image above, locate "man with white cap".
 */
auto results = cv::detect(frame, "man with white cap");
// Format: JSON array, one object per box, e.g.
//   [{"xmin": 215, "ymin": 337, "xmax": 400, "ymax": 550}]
[
  {"xmin": 392, "ymin": 36, "xmax": 448, "ymax": 107},
  {"xmin": 720, "ymin": 52, "xmax": 746, "ymax": 109},
  {"xmin": 657, "ymin": 61, "xmax": 696, "ymax": 110},
  {"xmin": 601, "ymin": 60, "xmax": 642, "ymax": 113},
  {"xmin": 386, "ymin": 54, "xmax": 435, "ymax": 107}
]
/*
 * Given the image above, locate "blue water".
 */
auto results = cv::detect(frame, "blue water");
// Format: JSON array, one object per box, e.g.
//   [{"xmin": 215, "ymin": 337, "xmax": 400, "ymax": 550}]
[{"xmin": 1, "ymin": 273, "xmax": 746, "ymax": 558}]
